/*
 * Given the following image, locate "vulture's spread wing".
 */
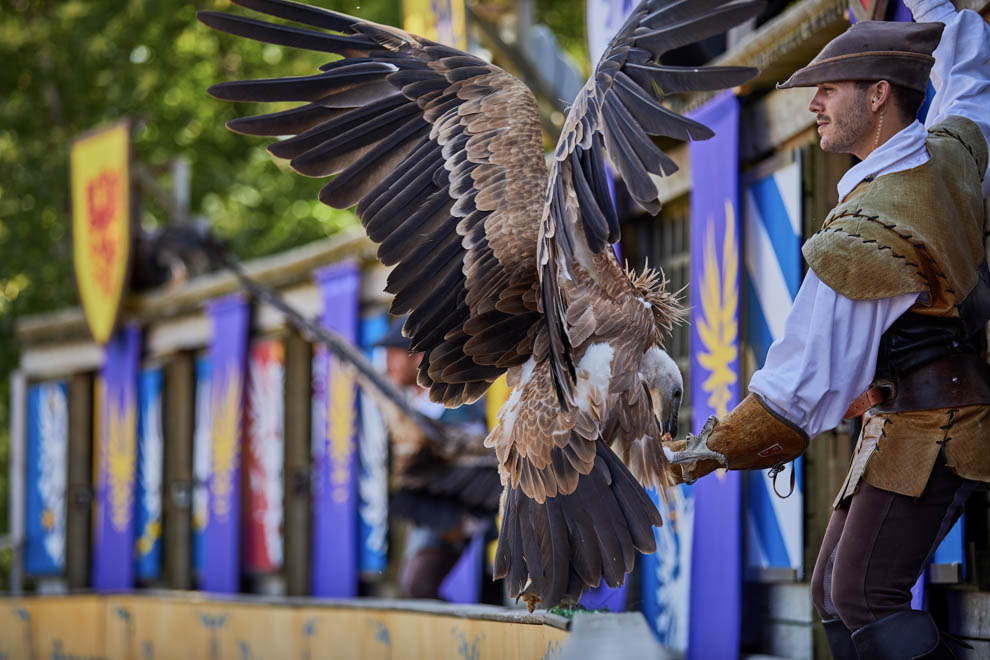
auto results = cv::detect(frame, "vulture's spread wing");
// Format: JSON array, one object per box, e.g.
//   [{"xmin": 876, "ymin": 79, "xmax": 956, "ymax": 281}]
[
  {"xmin": 538, "ymin": 0, "xmax": 762, "ymax": 407},
  {"xmin": 200, "ymin": 0, "xmax": 547, "ymax": 408}
]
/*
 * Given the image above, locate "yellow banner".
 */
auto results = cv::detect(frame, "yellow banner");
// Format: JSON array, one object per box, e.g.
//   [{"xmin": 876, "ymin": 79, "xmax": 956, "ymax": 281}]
[
  {"xmin": 71, "ymin": 121, "xmax": 132, "ymax": 345},
  {"xmin": 402, "ymin": 0, "xmax": 467, "ymax": 49}
]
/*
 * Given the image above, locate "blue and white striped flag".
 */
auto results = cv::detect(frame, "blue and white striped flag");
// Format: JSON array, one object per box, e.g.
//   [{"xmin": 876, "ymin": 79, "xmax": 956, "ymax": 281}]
[{"xmin": 743, "ymin": 157, "xmax": 804, "ymax": 577}]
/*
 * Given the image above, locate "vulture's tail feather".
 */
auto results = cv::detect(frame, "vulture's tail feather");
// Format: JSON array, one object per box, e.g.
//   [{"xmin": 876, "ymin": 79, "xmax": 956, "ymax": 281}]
[{"xmin": 494, "ymin": 438, "xmax": 662, "ymax": 609}]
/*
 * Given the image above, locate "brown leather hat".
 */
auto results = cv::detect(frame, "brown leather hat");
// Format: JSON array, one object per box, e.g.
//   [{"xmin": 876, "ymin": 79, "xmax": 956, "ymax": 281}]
[{"xmin": 777, "ymin": 20, "xmax": 944, "ymax": 91}]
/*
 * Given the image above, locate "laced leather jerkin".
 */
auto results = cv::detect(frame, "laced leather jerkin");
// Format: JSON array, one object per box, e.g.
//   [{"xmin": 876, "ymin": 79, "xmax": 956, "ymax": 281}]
[{"xmin": 802, "ymin": 116, "xmax": 990, "ymax": 501}]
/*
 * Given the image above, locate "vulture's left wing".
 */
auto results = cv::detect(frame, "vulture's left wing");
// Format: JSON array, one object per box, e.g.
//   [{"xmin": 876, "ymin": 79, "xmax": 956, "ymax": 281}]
[{"xmin": 538, "ymin": 0, "xmax": 762, "ymax": 406}]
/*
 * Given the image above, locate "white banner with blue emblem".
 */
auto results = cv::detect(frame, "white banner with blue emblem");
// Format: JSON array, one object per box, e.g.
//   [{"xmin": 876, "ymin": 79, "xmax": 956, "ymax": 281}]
[{"xmin": 742, "ymin": 155, "xmax": 804, "ymax": 577}]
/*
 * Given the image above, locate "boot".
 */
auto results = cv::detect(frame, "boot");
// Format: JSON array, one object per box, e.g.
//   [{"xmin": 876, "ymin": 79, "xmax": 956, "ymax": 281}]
[
  {"xmin": 822, "ymin": 618, "xmax": 858, "ymax": 660},
  {"xmin": 851, "ymin": 610, "xmax": 958, "ymax": 659}
]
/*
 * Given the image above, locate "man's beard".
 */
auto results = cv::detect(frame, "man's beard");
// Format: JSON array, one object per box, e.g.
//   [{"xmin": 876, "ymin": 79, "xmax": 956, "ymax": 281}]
[{"xmin": 819, "ymin": 106, "xmax": 871, "ymax": 154}]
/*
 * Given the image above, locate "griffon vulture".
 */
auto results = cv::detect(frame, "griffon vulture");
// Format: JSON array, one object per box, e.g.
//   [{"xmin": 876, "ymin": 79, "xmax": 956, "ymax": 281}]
[{"xmin": 199, "ymin": 0, "xmax": 761, "ymax": 608}]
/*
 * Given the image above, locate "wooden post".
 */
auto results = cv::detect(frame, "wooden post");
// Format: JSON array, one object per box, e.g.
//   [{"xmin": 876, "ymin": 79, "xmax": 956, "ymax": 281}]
[
  {"xmin": 66, "ymin": 372, "xmax": 93, "ymax": 590},
  {"xmin": 283, "ymin": 330, "xmax": 312, "ymax": 596},
  {"xmin": 801, "ymin": 145, "xmax": 856, "ymax": 660},
  {"xmin": 9, "ymin": 370, "xmax": 26, "ymax": 594},
  {"xmin": 163, "ymin": 352, "xmax": 194, "ymax": 590}
]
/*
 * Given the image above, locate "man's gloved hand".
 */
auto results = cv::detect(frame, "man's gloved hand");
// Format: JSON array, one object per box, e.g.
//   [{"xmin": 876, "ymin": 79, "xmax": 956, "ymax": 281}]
[{"xmin": 662, "ymin": 416, "xmax": 728, "ymax": 484}]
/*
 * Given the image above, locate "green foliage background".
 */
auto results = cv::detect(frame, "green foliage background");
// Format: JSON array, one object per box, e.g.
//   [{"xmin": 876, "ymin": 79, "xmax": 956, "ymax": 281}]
[{"xmin": 0, "ymin": 0, "xmax": 591, "ymax": 579}]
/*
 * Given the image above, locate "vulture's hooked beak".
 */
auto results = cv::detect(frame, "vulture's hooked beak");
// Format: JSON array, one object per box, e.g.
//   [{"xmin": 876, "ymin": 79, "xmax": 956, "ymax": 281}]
[{"xmin": 662, "ymin": 413, "xmax": 678, "ymax": 440}]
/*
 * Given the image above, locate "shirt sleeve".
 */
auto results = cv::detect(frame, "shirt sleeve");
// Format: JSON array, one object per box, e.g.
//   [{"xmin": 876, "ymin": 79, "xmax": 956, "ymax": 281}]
[
  {"xmin": 906, "ymin": 0, "xmax": 990, "ymax": 195},
  {"xmin": 747, "ymin": 271, "xmax": 919, "ymax": 438}
]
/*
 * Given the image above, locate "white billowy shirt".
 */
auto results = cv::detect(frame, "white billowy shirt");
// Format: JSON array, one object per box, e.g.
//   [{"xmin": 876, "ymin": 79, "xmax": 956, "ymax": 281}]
[{"xmin": 748, "ymin": 1, "xmax": 990, "ymax": 438}]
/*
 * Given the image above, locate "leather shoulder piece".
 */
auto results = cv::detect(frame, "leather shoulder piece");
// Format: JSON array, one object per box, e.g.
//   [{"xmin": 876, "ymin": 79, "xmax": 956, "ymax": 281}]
[
  {"xmin": 802, "ymin": 210, "xmax": 929, "ymax": 301},
  {"xmin": 928, "ymin": 116, "xmax": 989, "ymax": 180}
]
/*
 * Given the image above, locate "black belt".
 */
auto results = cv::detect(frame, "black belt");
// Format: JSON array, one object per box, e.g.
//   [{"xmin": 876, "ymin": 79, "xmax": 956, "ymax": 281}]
[{"xmin": 844, "ymin": 354, "xmax": 990, "ymax": 419}]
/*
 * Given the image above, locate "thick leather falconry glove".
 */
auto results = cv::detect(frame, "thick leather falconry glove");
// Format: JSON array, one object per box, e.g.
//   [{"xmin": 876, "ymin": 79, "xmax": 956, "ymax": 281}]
[{"xmin": 663, "ymin": 394, "xmax": 809, "ymax": 485}]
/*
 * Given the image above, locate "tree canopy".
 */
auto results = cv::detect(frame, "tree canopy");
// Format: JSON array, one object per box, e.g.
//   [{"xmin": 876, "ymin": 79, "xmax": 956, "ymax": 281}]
[
  {"xmin": 0, "ymin": 0, "xmax": 407, "ymax": 553},
  {"xmin": 0, "ymin": 0, "xmax": 593, "ymax": 562}
]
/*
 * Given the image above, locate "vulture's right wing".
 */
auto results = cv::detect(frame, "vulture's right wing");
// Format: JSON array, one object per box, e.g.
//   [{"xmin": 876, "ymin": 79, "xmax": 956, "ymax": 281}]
[{"xmin": 199, "ymin": 0, "xmax": 549, "ymax": 407}]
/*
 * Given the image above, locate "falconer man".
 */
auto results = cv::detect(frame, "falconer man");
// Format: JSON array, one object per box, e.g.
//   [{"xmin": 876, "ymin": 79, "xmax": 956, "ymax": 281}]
[{"xmin": 665, "ymin": 1, "xmax": 990, "ymax": 658}]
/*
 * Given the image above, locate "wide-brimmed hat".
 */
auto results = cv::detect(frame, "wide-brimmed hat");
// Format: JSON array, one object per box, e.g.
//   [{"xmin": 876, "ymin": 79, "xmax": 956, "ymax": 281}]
[
  {"xmin": 777, "ymin": 20, "xmax": 944, "ymax": 92},
  {"xmin": 374, "ymin": 316, "xmax": 412, "ymax": 351}
]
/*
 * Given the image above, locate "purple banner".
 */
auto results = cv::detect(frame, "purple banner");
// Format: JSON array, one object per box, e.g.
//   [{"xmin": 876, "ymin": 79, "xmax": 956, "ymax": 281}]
[
  {"xmin": 311, "ymin": 261, "xmax": 361, "ymax": 597},
  {"xmin": 438, "ymin": 534, "xmax": 484, "ymax": 604},
  {"xmin": 688, "ymin": 91, "xmax": 743, "ymax": 660},
  {"xmin": 92, "ymin": 324, "xmax": 141, "ymax": 591},
  {"xmin": 579, "ymin": 580, "xmax": 628, "ymax": 612},
  {"xmin": 203, "ymin": 294, "xmax": 250, "ymax": 593}
]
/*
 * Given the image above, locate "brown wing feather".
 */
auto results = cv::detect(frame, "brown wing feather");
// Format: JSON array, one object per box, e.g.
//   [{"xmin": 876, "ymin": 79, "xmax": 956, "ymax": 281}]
[{"xmin": 200, "ymin": 0, "xmax": 546, "ymax": 407}]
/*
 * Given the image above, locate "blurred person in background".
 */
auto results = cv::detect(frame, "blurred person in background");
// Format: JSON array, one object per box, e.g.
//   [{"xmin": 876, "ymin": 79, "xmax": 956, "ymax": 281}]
[{"xmin": 375, "ymin": 318, "xmax": 500, "ymax": 601}]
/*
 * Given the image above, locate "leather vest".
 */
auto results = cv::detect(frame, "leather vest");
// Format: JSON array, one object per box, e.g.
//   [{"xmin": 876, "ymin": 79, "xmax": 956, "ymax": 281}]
[{"xmin": 819, "ymin": 116, "xmax": 990, "ymax": 503}]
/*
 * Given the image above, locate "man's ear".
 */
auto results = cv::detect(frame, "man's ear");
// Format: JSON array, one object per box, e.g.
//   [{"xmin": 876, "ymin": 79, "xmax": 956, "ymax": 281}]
[{"xmin": 872, "ymin": 80, "xmax": 892, "ymax": 111}]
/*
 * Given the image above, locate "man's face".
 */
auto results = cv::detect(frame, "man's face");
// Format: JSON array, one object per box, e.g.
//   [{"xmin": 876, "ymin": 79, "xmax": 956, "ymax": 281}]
[
  {"xmin": 808, "ymin": 81, "xmax": 873, "ymax": 154},
  {"xmin": 385, "ymin": 348, "xmax": 423, "ymax": 388}
]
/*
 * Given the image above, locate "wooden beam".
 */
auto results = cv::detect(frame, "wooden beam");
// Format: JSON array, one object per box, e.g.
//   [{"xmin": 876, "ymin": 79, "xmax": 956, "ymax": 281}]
[
  {"xmin": 283, "ymin": 330, "xmax": 312, "ymax": 597},
  {"xmin": 66, "ymin": 373, "xmax": 93, "ymax": 590},
  {"xmin": 741, "ymin": 88, "xmax": 817, "ymax": 161},
  {"xmin": 669, "ymin": 0, "xmax": 850, "ymax": 115},
  {"xmin": 20, "ymin": 341, "xmax": 103, "ymax": 379},
  {"xmin": 162, "ymin": 352, "xmax": 195, "ymax": 590}
]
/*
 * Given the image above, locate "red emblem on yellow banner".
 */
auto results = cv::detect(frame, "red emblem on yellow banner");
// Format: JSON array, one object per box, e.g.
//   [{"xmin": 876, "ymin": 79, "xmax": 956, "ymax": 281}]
[{"xmin": 71, "ymin": 121, "xmax": 132, "ymax": 344}]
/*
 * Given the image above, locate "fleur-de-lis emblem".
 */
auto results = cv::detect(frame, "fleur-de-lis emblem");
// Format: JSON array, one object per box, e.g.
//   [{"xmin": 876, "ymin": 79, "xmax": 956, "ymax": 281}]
[
  {"xmin": 697, "ymin": 200, "xmax": 739, "ymax": 419},
  {"xmin": 107, "ymin": 394, "xmax": 137, "ymax": 532},
  {"xmin": 211, "ymin": 367, "xmax": 243, "ymax": 520}
]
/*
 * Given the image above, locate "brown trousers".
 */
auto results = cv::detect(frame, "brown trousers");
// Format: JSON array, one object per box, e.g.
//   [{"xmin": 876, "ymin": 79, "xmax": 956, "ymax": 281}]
[{"xmin": 811, "ymin": 452, "xmax": 977, "ymax": 631}]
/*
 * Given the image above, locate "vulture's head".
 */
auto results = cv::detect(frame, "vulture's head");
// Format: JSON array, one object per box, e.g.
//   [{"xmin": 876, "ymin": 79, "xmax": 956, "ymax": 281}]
[{"xmin": 641, "ymin": 345, "xmax": 683, "ymax": 440}]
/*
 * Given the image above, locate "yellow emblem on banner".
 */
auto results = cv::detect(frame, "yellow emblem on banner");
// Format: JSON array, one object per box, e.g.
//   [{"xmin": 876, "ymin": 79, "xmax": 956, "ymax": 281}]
[
  {"xmin": 402, "ymin": 0, "xmax": 467, "ymax": 49},
  {"xmin": 71, "ymin": 121, "xmax": 132, "ymax": 345},
  {"xmin": 327, "ymin": 358, "xmax": 357, "ymax": 504},
  {"xmin": 211, "ymin": 367, "xmax": 243, "ymax": 521},
  {"xmin": 107, "ymin": 393, "xmax": 137, "ymax": 533},
  {"xmin": 697, "ymin": 200, "xmax": 739, "ymax": 419}
]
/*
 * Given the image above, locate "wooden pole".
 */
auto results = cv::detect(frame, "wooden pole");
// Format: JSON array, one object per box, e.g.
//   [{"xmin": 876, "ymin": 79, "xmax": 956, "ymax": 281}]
[
  {"xmin": 66, "ymin": 372, "xmax": 94, "ymax": 590},
  {"xmin": 163, "ymin": 352, "xmax": 195, "ymax": 590},
  {"xmin": 283, "ymin": 330, "xmax": 312, "ymax": 596}
]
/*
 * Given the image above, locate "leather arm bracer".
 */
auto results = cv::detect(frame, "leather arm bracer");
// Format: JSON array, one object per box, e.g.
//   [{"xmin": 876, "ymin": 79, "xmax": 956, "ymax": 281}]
[
  {"xmin": 707, "ymin": 394, "xmax": 809, "ymax": 469},
  {"xmin": 665, "ymin": 394, "xmax": 809, "ymax": 485}
]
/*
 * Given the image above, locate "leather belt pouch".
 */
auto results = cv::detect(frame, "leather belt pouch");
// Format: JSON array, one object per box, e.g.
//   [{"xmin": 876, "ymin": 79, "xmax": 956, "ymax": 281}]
[{"xmin": 874, "ymin": 354, "xmax": 990, "ymax": 414}]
